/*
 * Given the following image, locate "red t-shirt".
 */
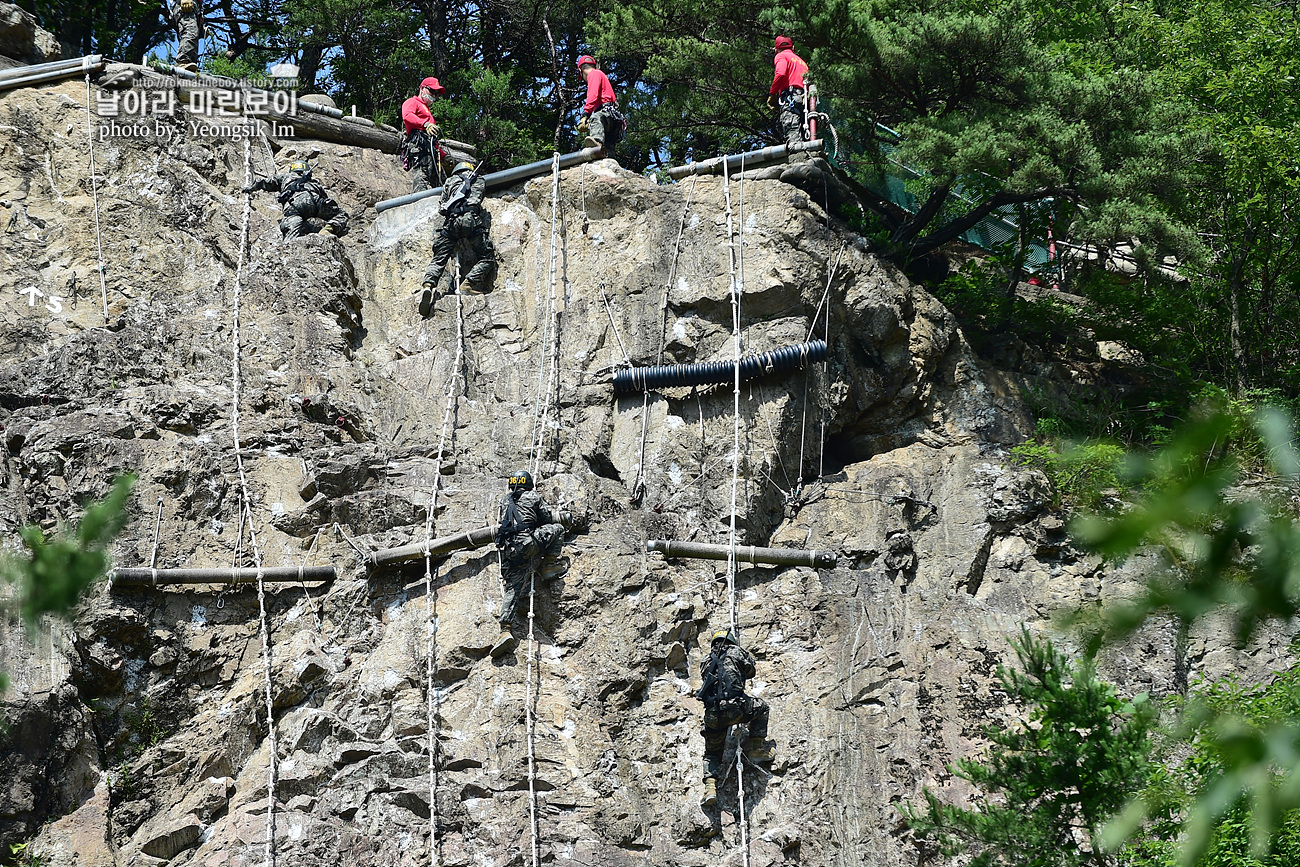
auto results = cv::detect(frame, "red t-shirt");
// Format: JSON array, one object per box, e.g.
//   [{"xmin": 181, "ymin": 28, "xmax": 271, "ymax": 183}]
[
  {"xmin": 583, "ymin": 69, "xmax": 617, "ymax": 114},
  {"xmin": 770, "ymin": 49, "xmax": 808, "ymax": 94},
  {"xmin": 402, "ymin": 95, "xmax": 435, "ymax": 135}
]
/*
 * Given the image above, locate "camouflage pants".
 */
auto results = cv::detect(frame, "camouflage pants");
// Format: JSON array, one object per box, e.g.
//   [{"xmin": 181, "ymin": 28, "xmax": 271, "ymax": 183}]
[
  {"xmin": 778, "ymin": 99, "xmax": 806, "ymax": 150},
  {"xmin": 281, "ymin": 192, "xmax": 348, "ymax": 238},
  {"xmin": 498, "ymin": 523, "xmax": 565, "ymax": 625},
  {"xmin": 423, "ymin": 214, "xmax": 497, "ymax": 290},
  {"xmin": 587, "ymin": 105, "xmax": 623, "ymax": 148},
  {"xmin": 176, "ymin": 14, "xmax": 201, "ymax": 66},
  {"xmin": 702, "ymin": 695, "xmax": 769, "ymax": 781},
  {"xmin": 408, "ymin": 132, "xmax": 440, "ymax": 193}
]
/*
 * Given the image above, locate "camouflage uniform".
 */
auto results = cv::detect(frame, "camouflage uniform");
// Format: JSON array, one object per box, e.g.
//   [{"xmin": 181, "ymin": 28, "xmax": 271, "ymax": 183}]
[
  {"xmin": 495, "ymin": 489, "xmax": 566, "ymax": 626},
  {"xmin": 777, "ymin": 91, "xmax": 806, "ymax": 149},
  {"xmin": 405, "ymin": 130, "xmax": 440, "ymax": 193},
  {"xmin": 698, "ymin": 639, "xmax": 769, "ymax": 782},
  {"xmin": 246, "ymin": 169, "xmax": 348, "ymax": 239},
  {"xmin": 423, "ymin": 169, "xmax": 497, "ymax": 292},
  {"xmin": 167, "ymin": 0, "xmax": 203, "ymax": 67}
]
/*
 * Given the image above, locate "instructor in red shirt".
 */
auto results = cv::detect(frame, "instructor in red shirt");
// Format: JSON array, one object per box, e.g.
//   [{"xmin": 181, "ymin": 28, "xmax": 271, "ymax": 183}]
[
  {"xmin": 401, "ymin": 76, "xmax": 446, "ymax": 192},
  {"xmin": 578, "ymin": 55, "xmax": 625, "ymax": 152},
  {"xmin": 768, "ymin": 36, "xmax": 809, "ymax": 150}
]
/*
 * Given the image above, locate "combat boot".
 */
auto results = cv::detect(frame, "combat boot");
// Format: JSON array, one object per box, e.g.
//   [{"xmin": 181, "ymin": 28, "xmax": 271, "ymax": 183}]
[
  {"xmin": 745, "ymin": 737, "xmax": 775, "ymax": 763},
  {"xmin": 458, "ymin": 278, "xmax": 489, "ymax": 295},
  {"xmin": 701, "ymin": 777, "xmax": 717, "ymax": 808},
  {"xmin": 539, "ymin": 555, "xmax": 569, "ymax": 580},
  {"xmin": 490, "ymin": 629, "xmax": 518, "ymax": 659},
  {"xmin": 582, "ymin": 136, "xmax": 602, "ymax": 149},
  {"xmin": 418, "ymin": 283, "xmax": 437, "ymax": 317}
]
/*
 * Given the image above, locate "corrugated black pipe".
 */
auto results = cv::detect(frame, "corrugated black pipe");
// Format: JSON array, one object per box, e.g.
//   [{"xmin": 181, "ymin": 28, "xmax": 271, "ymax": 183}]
[{"xmin": 612, "ymin": 339, "xmax": 827, "ymax": 396}]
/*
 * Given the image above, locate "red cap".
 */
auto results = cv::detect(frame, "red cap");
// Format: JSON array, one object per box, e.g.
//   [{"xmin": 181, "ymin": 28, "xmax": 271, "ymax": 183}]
[
  {"xmin": 420, "ymin": 76, "xmax": 445, "ymax": 94},
  {"xmin": 577, "ymin": 55, "xmax": 597, "ymax": 69},
  {"xmin": 774, "ymin": 35, "xmax": 793, "ymax": 51}
]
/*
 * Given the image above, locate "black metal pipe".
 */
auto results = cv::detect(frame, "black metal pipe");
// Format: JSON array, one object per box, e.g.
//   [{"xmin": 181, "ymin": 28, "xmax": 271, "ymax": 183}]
[
  {"xmin": 646, "ymin": 539, "xmax": 836, "ymax": 568},
  {"xmin": 612, "ymin": 340, "xmax": 827, "ymax": 395},
  {"xmin": 111, "ymin": 565, "xmax": 337, "ymax": 586}
]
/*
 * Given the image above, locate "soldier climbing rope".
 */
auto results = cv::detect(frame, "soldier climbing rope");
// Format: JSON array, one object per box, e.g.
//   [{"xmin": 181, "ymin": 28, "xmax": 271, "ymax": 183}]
[{"xmin": 721, "ymin": 152, "xmax": 751, "ymax": 867}]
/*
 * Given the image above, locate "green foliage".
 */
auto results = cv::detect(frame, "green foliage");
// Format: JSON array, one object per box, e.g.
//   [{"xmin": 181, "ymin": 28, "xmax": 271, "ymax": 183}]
[
  {"xmin": 1, "ymin": 475, "xmax": 135, "ymax": 696},
  {"xmin": 1, "ymin": 475, "xmax": 135, "ymax": 629},
  {"xmin": 6, "ymin": 840, "xmax": 43, "ymax": 867},
  {"xmin": 905, "ymin": 629, "xmax": 1155, "ymax": 867},
  {"xmin": 1070, "ymin": 405, "xmax": 1300, "ymax": 864},
  {"xmin": 1011, "ymin": 438, "xmax": 1125, "ymax": 512},
  {"xmin": 933, "ymin": 257, "xmax": 1079, "ymax": 348}
]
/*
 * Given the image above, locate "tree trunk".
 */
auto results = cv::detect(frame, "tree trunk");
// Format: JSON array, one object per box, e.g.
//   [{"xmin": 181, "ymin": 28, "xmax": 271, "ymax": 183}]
[{"xmin": 297, "ymin": 43, "xmax": 324, "ymax": 92}]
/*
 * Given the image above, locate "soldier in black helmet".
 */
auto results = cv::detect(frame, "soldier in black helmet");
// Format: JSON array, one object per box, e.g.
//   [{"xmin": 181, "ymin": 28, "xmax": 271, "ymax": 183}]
[
  {"xmin": 697, "ymin": 627, "xmax": 774, "ymax": 808},
  {"xmin": 490, "ymin": 470, "xmax": 575, "ymax": 658},
  {"xmin": 418, "ymin": 160, "xmax": 497, "ymax": 317},
  {"xmin": 243, "ymin": 160, "xmax": 348, "ymax": 240}
]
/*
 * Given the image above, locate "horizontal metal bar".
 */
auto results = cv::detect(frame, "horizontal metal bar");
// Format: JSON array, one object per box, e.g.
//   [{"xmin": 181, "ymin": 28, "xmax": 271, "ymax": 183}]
[
  {"xmin": 0, "ymin": 58, "xmax": 105, "ymax": 92},
  {"xmin": 666, "ymin": 140, "xmax": 823, "ymax": 180},
  {"xmin": 0, "ymin": 56, "xmax": 99, "ymax": 81},
  {"xmin": 111, "ymin": 565, "xmax": 337, "ymax": 585},
  {"xmin": 646, "ymin": 539, "xmax": 836, "ymax": 568},
  {"xmin": 375, "ymin": 146, "xmax": 604, "ymax": 214},
  {"xmin": 368, "ymin": 526, "xmax": 497, "ymax": 569}
]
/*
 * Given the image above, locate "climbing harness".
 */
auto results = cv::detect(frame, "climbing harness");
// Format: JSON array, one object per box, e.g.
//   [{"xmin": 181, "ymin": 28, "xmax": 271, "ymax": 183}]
[
  {"xmin": 233, "ymin": 140, "xmax": 277, "ymax": 867},
  {"xmin": 720, "ymin": 154, "xmax": 750, "ymax": 867},
  {"xmin": 83, "ymin": 74, "xmax": 109, "ymax": 323},
  {"xmin": 422, "ymin": 284, "xmax": 465, "ymax": 867}
]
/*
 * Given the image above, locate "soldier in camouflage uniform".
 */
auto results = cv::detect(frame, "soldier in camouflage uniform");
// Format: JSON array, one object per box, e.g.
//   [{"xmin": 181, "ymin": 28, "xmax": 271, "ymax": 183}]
[
  {"xmin": 166, "ymin": 0, "xmax": 204, "ymax": 72},
  {"xmin": 697, "ymin": 628, "xmax": 775, "ymax": 808},
  {"xmin": 243, "ymin": 161, "xmax": 348, "ymax": 240},
  {"xmin": 490, "ymin": 470, "xmax": 573, "ymax": 658},
  {"xmin": 418, "ymin": 161, "xmax": 497, "ymax": 317}
]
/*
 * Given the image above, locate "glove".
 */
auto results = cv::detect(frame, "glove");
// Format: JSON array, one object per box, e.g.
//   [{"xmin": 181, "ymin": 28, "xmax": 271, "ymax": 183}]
[
  {"xmin": 241, "ymin": 183, "xmax": 254, "ymax": 194},
  {"xmin": 179, "ymin": 0, "xmax": 194, "ymax": 11},
  {"xmin": 577, "ymin": 115, "xmax": 589, "ymax": 134},
  {"xmin": 424, "ymin": 121, "xmax": 439, "ymax": 136},
  {"xmin": 766, "ymin": 94, "xmax": 777, "ymax": 110},
  {"xmin": 319, "ymin": 224, "xmax": 336, "ymax": 236}
]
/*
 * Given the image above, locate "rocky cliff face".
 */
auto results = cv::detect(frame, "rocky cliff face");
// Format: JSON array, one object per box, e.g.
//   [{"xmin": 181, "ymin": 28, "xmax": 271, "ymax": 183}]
[{"xmin": 1, "ymin": 74, "xmax": 1293, "ymax": 867}]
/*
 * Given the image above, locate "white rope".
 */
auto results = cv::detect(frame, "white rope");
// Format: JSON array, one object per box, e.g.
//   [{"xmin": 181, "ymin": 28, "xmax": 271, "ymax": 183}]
[
  {"xmin": 720, "ymin": 154, "xmax": 750, "ymax": 867},
  {"xmin": 529, "ymin": 153, "xmax": 562, "ymax": 475},
  {"xmin": 148, "ymin": 496, "xmax": 163, "ymax": 568},
  {"xmin": 423, "ymin": 288, "xmax": 464, "ymax": 867},
  {"xmin": 597, "ymin": 281, "xmax": 631, "ymax": 367},
  {"xmin": 801, "ymin": 242, "xmax": 845, "ymax": 482},
  {"xmin": 83, "ymin": 75, "xmax": 109, "ymax": 324},
  {"xmin": 631, "ymin": 176, "xmax": 699, "ymax": 504},
  {"xmin": 231, "ymin": 140, "xmax": 276, "ymax": 867},
  {"xmin": 525, "ymin": 569, "xmax": 540, "ymax": 867}
]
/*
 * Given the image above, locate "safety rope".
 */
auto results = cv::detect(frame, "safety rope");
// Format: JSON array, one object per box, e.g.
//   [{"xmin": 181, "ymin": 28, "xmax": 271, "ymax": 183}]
[
  {"xmin": 423, "ymin": 286, "xmax": 465, "ymax": 867},
  {"xmin": 631, "ymin": 176, "xmax": 698, "ymax": 505},
  {"xmin": 524, "ymin": 569, "xmax": 540, "ymax": 867},
  {"xmin": 83, "ymin": 75, "xmax": 109, "ymax": 324},
  {"xmin": 720, "ymin": 155, "xmax": 750, "ymax": 867},
  {"xmin": 529, "ymin": 153, "xmax": 562, "ymax": 476},
  {"xmin": 232, "ymin": 140, "xmax": 277, "ymax": 867},
  {"xmin": 800, "ymin": 241, "xmax": 845, "ymax": 483}
]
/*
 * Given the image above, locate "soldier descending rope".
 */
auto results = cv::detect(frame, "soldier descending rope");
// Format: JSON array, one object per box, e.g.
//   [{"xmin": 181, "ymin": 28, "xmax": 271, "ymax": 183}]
[{"xmin": 698, "ymin": 628, "xmax": 775, "ymax": 808}]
